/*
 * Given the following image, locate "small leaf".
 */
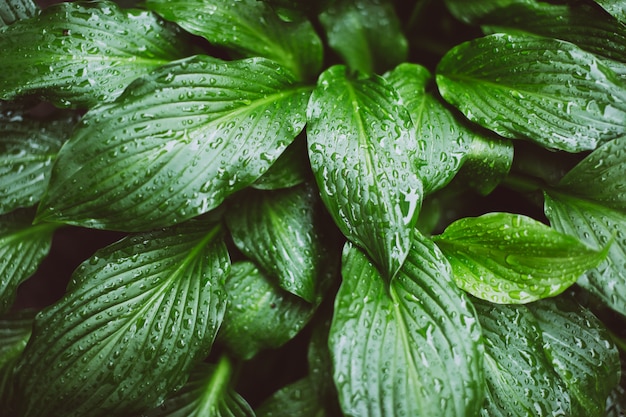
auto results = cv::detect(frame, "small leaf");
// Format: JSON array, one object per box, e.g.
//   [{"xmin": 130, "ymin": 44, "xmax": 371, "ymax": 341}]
[
  {"xmin": 433, "ymin": 212, "xmax": 606, "ymax": 304},
  {"xmin": 15, "ymin": 219, "xmax": 229, "ymax": 417},
  {"xmin": 217, "ymin": 261, "xmax": 316, "ymax": 360},
  {"xmin": 0, "ymin": 0, "xmax": 192, "ymax": 107},
  {"xmin": 256, "ymin": 377, "xmax": 327, "ymax": 417},
  {"xmin": 443, "ymin": 0, "xmax": 535, "ymax": 25},
  {"xmin": 436, "ymin": 33, "xmax": 626, "ymax": 152},
  {"xmin": 330, "ymin": 234, "xmax": 484, "ymax": 417},
  {"xmin": 252, "ymin": 134, "xmax": 310, "ymax": 190},
  {"xmin": 37, "ymin": 56, "xmax": 311, "ymax": 231},
  {"xmin": 473, "ymin": 299, "xmax": 572, "ymax": 416},
  {"xmin": 0, "ymin": 0, "xmax": 37, "ymax": 26},
  {"xmin": 145, "ymin": 0, "xmax": 322, "ymax": 81},
  {"xmin": 307, "ymin": 65, "xmax": 422, "ymax": 278},
  {"xmin": 456, "ymin": 135, "xmax": 514, "ymax": 195}
]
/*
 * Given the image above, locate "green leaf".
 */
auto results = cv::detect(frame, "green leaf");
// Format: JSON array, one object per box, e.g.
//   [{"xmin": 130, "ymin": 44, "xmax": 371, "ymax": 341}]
[
  {"xmin": 217, "ymin": 261, "xmax": 316, "ymax": 360},
  {"xmin": 319, "ymin": 0, "xmax": 407, "ymax": 75},
  {"xmin": 0, "ymin": 0, "xmax": 192, "ymax": 108},
  {"xmin": 530, "ymin": 296, "xmax": 621, "ymax": 417},
  {"xmin": 145, "ymin": 0, "xmax": 322, "ymax": 82},
  {"xmin": 594, "ymin": 0, "xmax": 626, "ymax": 24},
  {"xmin": 0, "ymin": 0, "xmax": 37, "ymax": 26},
  {"xmin": 36, "ymin": 56, "xmax": 311, "ymax": 231},
  {"xmin": 443, "ymin": 0, "xmax": 533, "ymax": 25},
  {"xmin": 252, "ymin": 134, "xmax": 310, "ymax": 190},
  {"xmin": 137, "ymin": 359, "xmax": 254, "ymax": 417},
  {"xmin": 0, "ymin": 208, "xmax": 57, "ymax": 314},
  {"xmin": 307, "ymin": 65, "xmax": 422, "ymax": 279},
  {"xmin": 455, "ymin": 134, "xmax": 513, "ymax": 195},
  {"xmin": 433, "ymin": 212, "xmax": 606, "ymax": 304},
  {"xmin": 330, "ymin": 234, "xmax": 484, "ymax": 417},
  {"xmin": 15, "ymin": 219, "xmax": 229, "ymax": 417},
  {"xmin": 543, "ymin": 137, "xmax": 626, "ymax": 316},
  {"xmin": 436, "ymin": 33, "xmax": 626, "ymax": 152},
  {"xmin": 473, "ymin": 299, "xmax": 572, "ymax": 416},
  {"xmin": 256, "ymin": 378, "xmax": 327, "ymax": 417},
  {"xmin": 383, "ymin": 63, "xmax": 473, "ymax": 194}
]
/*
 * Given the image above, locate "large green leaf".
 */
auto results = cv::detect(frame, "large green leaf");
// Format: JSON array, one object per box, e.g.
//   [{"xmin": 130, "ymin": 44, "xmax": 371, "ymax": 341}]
[
  {"xmin": 0, "ymin": 0, "xmax": 192, "ymax": 108},
  {"xmin": 329, "ymin": 234, "xmax": 484, "ymax": 417},
  {"xmin": 307, "ymin": 65, "xmax": 422, "ymax": 279},
  {"xmin": 36, "ymin": 56, "xmax": 311, "ymax": 231},
  {"xmin": 217, "ymin": 261, "xmax": 316, "ymax": 360},
  {"xmin": 0, "ymin": 0, "xmax": 37, "ymax": 26},
  {"xmin": 319, "ymin": 0, "xmax": 407, "ymax": 74},
  {"xmin": 145, "ymin": 0, "xmax": 322, "ymax": 82},
  {"xmin": 594, "ymin": 0, "xmax": 626, "ymax": 24},
  {"xmin": 474, "ymin": 299, "xmax": 571, "ymax": 416},
  {"xmin": 0, "ymin": 208, "xmax": 57, "ymax": 314},
  {"xmin": 15, "ymin": 219, "xmax": 229, "ymax": 417},
  {"xmin": 433, "ymin": 212, "xmax": 606, "ymax": 304},
  {"xmin": 436, "ymin": 33, "xmax": 626, "ymax": 152},
  {"xmin": 544, "ymin": 137, "xmax": 626, "ymax": 316},
  {"xmin": 530, "ymin": 296, "xmax": 621, "ymax": 417}
]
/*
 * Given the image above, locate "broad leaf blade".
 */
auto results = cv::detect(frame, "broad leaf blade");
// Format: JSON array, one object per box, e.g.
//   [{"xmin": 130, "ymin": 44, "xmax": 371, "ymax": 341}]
[
  {"xmin": 15, "ymin": 219, "xmax": 229, "ymax": 417},
  {"xmin": 330, "ymin": 235, "xmax": 484, "ymax": 417},
  {"xmin": 0, "ymin": 0, "xmax": 37, "ymax": 26},
  {"xmin": 145, "ymin": 0, "xmax": 322, "ymax": 82},
  {"xmin": 256, "ymin": 377, "xmax": 327, "ymax": 417},
  {"xmin": 433, "ymin": 213, "xmax": 606, "ymax": 304},
  {"xmin": 436, "ymin": 33, "xmax": 626, "ymax": 152},
  {"xmin": 0, "ymin": 1, "xmax": 192, "ymax": 108},
  {"xmin": 307, "ymin": 65, "xmax": 422, "ymax": 278},
  {"xmin": 594, "ymin": 0, "xmax": 626, "ymax": 24},
  {"xmin": 443, "ymin": 0, "xmax": 534, "ymax": 25},
  {"xmin": 37, "ymin": 56, "xmax": 311, "ymax": 231}
]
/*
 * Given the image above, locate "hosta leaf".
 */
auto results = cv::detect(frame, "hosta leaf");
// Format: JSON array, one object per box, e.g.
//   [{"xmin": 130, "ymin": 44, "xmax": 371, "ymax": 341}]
[
  {"xmin": 37, "ymin": 56, "xmax": 311, "ymax": 231},
  {"xmin": 383, "ymin": 63, "xmax": 473, "ymax": 194},
  {"xmin": 330, "ymin": 234, "xmax": 484, "ymax": 417},
  {"xmin": 15, "ymin": 219, "xmax": 229, "ymax": 417},
  {"xmin": 0, "ymin": 0, "xmax": 37, "ymax": 26},
  {"xmin": 145, "ymin": 0, "xmax": 322, "ymax": 82},
  {"xmin": 0, "ymin": 208, "xmax": 57, "ymax": 314},
  {"xmin": 531, "ymin": 296, "xmax": 621, "ymax": 417},
  {"xmin": 255, "ymin": 378, "xmax": 326, "ymax": 417},
  {"xmin": 436, "ymin": 33, "xmax": 626, "ymax": 152},
  {"xmin": 217, "ymin": 261, "xmax": 316, "ymax": 360},
  {"xmin": 544, "ymin": 137, "xmax": 626, "ymax": 316},
  {"xmin": 307, "ymin": 65, "xmax": 422, "ymax": 279},
  {"xmin": 433, "ymin": 212, "xmax": 606, "ymax": 304},
  {"xmin": 252, "ymin": 134, "xmax": 309, "ymax": 190},
  {"xmin": 473, "ymin": 299, "xmax": 571, "ymax": 416},
  {"xmin": 594, "ymin": 0, "xmax": 626, "ymax": 24},
  {"xmin": 456, "ymin": 134, "xmax": 513, "ymax": 195},
  {"xmin": 319, "ymin": 0, "xmax": 407, "ymax": 75},
  {"xmin": 0, "ymin": 0, "xmax": 192, "ymax": 108},
  {"xmin": 137, "ymin": 359, "xmax": 254, "ymax": 417},
  {"xmin": 443, "ymin": 0, "xmax": 534, "ymax": 24}
]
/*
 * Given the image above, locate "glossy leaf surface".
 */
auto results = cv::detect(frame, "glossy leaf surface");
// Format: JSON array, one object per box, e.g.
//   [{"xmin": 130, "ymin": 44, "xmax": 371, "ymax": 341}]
[
  {"xmin": 0, "ymin": 0, "xmax": 191, "ymax": 107},
  {"xmin": 252, "ymin": 134, "xmax": 309, "ymax": 190},
  {"xmin": 433, "ymin": 213, "xmax": 606, "ymax": 304},
  {"xmin": 437, "ymin": 33, "xmax": 626, "ymax": 152},
  {"xmin": 37, "ymin": 56, "xmax": 311, "ymax": 231},
  {"xmin": 594, "ymin": 0, "xmax": 626, "ymax": 24},
  {"xmin": 15, "ymin": 220, "xmax": 229, "ymax": 417},
  {"xmin": 330, "ymin": 235, "xmax": 484, "ymax": 417},
  {"xmin": 0, "ymin": 0, "xmax": 37, "ymax": 26},
  {"xmin": 457, "ymin": 134, "xmax": 513, "ymax": 195},
  {"xmin": 307, "ymin": 65, "xmax": 422, "ymax": 278}
]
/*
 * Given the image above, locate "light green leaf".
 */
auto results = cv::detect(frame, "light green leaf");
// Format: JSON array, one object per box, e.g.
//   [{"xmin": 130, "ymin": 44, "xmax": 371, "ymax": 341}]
[
  {"xmin": 531, "ymin": 296, "xmax": 621, "ymax": 417},
  {"xmin": 383, "ymin": 63, "xmax": 473, "ymax": 194},
  {"xmin": 594, "ymin": 0, "xmax": 626, "ymax": 24},
  {"xmin": 544, "ymin": 137, "xmax": 626, "ymax": 316},
  {"xmin": 473, "ymin": 299, "xmax": 571, "ymax": 416},
  {"xmin": 307, "ymin": 65, "xmax": 422, "ymax": 279},
  {"xmin": 0, "ymin": 208, "xmax": 57, "ymax": 314},
  {"xmin": 256, "ymin": 377, "xmax": 327, "ymax": 417},
  {"xmin": 319, "ymin": 0, "xmax": 407, "ymax": 75},
  {"xmin": 0, "ymin": 0, "xmax": 192, "ymax": 108},
  {"xmin": 0, "ymin": 0, "xmax": 37, "ymax": 26},
  {"xmin": 145, "ymin": 0, "xmax": 322, "ymax": 82},
  {"xmin": 436, "ymin": 33, "xmax": 626, "ymax": 152},
  {"xmin": 36, "ymin": 56, "xmax": 311, "ymax": 231},
  {"xmin": 330, "ymin": 234, "xmax": 484, "ymax": 417},
  {"xmin": 217, "ymin": 261, "xmax": 316, "ymax": 360},
  {"xmin": 15, "ymin": 219, "xmax": 229, "ymax": 417},
  {"xmin": 433, "ymin": 212, "xmax": 606, "ymax": 304},
  {"xmin": 252, "ymin": 134, "xmax": 310, "ymax": 190}
]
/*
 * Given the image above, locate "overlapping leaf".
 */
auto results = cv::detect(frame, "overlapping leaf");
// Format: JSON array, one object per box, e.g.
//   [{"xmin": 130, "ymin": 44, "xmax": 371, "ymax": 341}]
[
  {"xmin": 443, "ymin": 0, "xmax": 534, "ymax": 25},
  {"xmin": 36, "ymin": 56, "xmax": 311, "ymax": 231},
  {"xmin": 255, "ymin": 378, "xmax": 326, "ymax": 417},
  {"xmin": 252, "ymin": 134, "xmax": 309, "ymax": 190},
  {"xmin": 433, "ymin": 213, "xmax": 606, "ymax": 304},
  {"xmin": 15, "ymin": 219, "xmax": 229, "ymax": 417},
  {"xmin": 0, "ymin": 0, "xmax": 192, "ymax": 107},
  {"xmin": 330, "ymin": 235, "xmax": 484, "ymax": 417},
  {"xmin": 0, "ymin": 0, "xmax": 37, "ymax": 26},
  {"xmin": 594, "ymin": 0, "xmax": 626, "ymax": 24},
  {"xmin": 307, "ymin": 65, "xmax": 422, "ymax": 278},
  {"xmin": 436, "ymin": 33, "xmax": 626, "ymax": 152}
]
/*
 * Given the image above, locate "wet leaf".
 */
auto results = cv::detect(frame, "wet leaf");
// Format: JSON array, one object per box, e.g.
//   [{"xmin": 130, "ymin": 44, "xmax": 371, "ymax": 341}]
[
  {"xmin": 593, "ymin": 0, "xmax": 626, "ymax": 25},
  {"xmin": 256, "ymin": 377, "xmax": 326, "ymax": 417},
  {"xmin": 252, "ymin": 134, "xmax": 310, "ymax": 190},
  {"xmin": 443, "ymin": 0, "xmax": 535, "ymax": 25},
  {"xmin": 433, "ymin": 212, "xmax": 606, "ymax": 304},
  {"xmin": 307, "ymin": 65, "xmax": 422, "ymax": 279},
  {"xmin": 329, "ymin": 234, "xmax": 484, "ymax": 417},
  {"xmin": 436, "ymin": 33, "xmax": 626, "ymax": 152},
  {"xmin": 0, "ymin": 0, "xmax": 192, "ymax": 108},
  {"xmin": 15, "ymin": 219, "xmax": 229, "ymax": 417},
  {"xmin": 0, "ymin": 0, "xmax": 37, "ymax": 26},
  {"xmin": 36, "ymin": 56, "xmax": 311, "ymax": 231}
]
